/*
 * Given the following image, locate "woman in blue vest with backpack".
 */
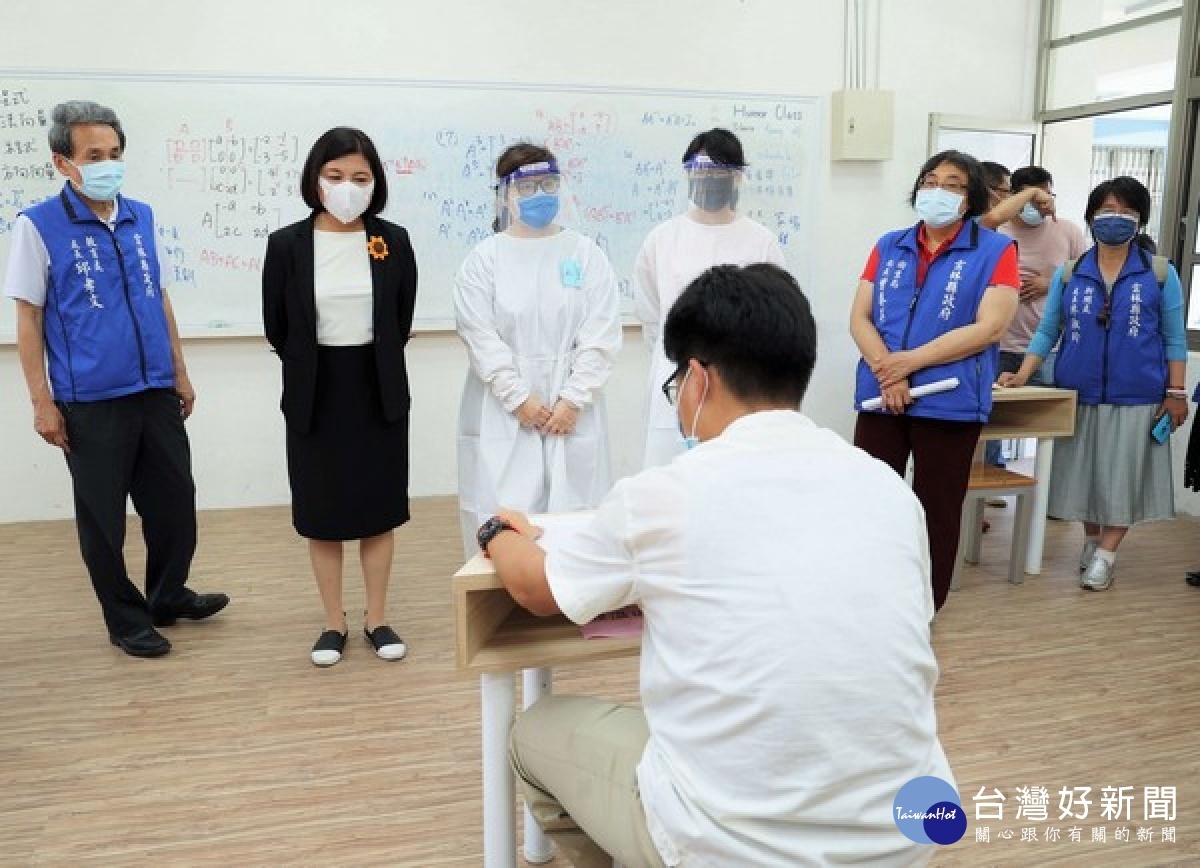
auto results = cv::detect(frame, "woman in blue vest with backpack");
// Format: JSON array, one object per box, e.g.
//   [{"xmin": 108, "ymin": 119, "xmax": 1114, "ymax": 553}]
[
  {"xmin": 1000, "ymin": 176, "xmax": 1187, "ymax": 591},
  {"xmin": 851, "ymin": 150, "xmax": 1020, "ymax": 612}
]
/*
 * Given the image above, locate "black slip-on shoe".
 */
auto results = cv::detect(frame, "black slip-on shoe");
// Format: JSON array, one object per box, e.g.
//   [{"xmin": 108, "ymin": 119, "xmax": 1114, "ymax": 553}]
[
  {"xmin": 110, "ymin": 627, "xmax": 171, "ymax": 658},
  {"xmin": 364, "ymin": 625, "xmax": 407, "ymax": 661},
  {"xmin": 311, "ymin": 629, "xmax": 348, "ymax": 667},
  {"xmin": 153, "ymin": 592, "xmax": 230, "ymax": 627}
]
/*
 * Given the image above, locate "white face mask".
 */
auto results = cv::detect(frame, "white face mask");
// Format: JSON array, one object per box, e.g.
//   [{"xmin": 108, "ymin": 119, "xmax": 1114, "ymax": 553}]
[{"xmin": 319, "ymin": 177, "xmax": 374, "ymax": 224}]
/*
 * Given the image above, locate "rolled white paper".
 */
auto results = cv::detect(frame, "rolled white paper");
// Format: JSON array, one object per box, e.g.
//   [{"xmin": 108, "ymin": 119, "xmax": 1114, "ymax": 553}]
[{"xmin": 861, "ymin": 376, "xmax": 960, "ymax": 411}]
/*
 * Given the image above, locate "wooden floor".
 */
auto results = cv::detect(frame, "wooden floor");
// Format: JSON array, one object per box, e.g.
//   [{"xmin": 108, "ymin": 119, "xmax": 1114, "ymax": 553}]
[{"xmin": 2, "ymin": 496, "xmax": 1199, "ymax": 867}]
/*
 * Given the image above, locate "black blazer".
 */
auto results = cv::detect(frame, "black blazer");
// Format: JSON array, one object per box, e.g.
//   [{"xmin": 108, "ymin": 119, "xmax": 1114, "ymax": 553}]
[{"xmin": 262, "ymin": 214, "xmax": 418, "ymax": 435}]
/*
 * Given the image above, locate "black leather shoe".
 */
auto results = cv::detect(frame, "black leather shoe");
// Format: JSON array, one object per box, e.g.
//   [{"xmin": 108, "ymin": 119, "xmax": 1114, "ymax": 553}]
[
  {"xmin": 152, "ymin": 592, "xmax": 231, "ymax": 627},
  {"xmin": 1186, "ymin": 571, "xmax": 1200, "ymax": 588},
  {"xmin": 109, "ymin": 627, "xmax": 171, "ymax": 658}
]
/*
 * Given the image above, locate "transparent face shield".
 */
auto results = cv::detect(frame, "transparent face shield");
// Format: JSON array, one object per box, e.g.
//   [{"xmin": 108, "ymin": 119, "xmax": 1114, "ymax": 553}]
[
  {"xmin": 493, "ymin": 159, "xmax": 576, "ymax": 234},
  {"xmin": 679, "ymin": 154, "xmax": 744, "ymax": 219}
]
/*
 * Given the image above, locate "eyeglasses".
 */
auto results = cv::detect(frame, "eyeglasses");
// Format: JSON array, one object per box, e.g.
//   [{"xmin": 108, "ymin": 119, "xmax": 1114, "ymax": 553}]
[
  {"xmin": 661, "ymin": 372, "xmax": 681, "ymax": 406},
  {"xmin": 920, "ymin": 175, "xmax": 969, "ymax": 195},
  {"xmin": 662, "ymin": 361, "xmax": 708, "ymax": 405},
  {"xmin": 511, "ymin": 175, "xmax": 561, "ymax": 197}
]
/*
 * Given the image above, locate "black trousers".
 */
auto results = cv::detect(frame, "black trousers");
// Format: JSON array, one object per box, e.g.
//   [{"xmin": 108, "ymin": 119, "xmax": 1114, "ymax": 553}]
[
  {"xmin": 854, "ymin": 413, "xmax": 982, "ymax": 612},
  {"xmin": 60, "ymin": 389, "xmax": 198, "ymax": 637}
]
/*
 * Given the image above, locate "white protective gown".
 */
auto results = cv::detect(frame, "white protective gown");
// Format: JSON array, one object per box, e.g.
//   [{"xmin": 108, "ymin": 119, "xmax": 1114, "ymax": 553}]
[
  {"xmin": 634, "ymin": 214, "xmax": 786, "ymax": 468},
  {"xmin": 455, "ymin": 228, "xmax": 622, "ymax": 554}
]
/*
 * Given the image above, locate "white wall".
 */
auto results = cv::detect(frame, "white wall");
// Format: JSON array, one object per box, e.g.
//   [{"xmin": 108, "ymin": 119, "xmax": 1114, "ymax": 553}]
[{"xmin": 0, "ymin": 0, "xmax": 1044, "ymax": 523}]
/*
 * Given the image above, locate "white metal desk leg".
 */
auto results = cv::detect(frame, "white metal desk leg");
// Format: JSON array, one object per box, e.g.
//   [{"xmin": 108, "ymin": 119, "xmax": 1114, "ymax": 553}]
[
  {"xmin": 522, "ymin": 667, "xmax": 554, "ymax": 864},
  {"xmin": 1026, "ymin": 438, "xmax": 1054, "ymax": 575},
  {"xmin": 482, "ymin": 672, "xmax": 517, "ymax": 868}
]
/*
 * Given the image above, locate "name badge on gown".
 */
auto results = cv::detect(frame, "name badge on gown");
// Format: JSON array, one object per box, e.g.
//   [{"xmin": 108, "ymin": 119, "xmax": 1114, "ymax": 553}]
[{"xmin": 560, "ymin": 258, "xmax": 583, "ymax": 289}]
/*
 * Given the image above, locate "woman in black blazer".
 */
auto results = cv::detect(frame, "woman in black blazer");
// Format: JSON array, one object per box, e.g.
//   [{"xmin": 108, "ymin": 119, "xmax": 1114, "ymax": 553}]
[{"xmin": 262, "ymin": 127, "xmax": 418, "ymax": 667}]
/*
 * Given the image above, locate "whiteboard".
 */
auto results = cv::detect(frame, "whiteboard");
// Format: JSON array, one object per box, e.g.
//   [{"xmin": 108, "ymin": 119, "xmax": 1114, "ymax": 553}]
[{"xmin": 0, "ymin": 73, "xmax": 819, "ymax": 339}]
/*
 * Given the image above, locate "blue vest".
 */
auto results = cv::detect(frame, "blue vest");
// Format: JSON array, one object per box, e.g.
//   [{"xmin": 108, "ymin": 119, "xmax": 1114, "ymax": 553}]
[
  {"xmin": 1053, "ymin": 247, "xmax": 1165, "ymax": 406},
  {"xmin": 24, "ymin": 185, "xmax": 174, "ymax": 403},
  {"xmin": 854, "ymin": 220, "xmax": 1014, "ymax": 422}
]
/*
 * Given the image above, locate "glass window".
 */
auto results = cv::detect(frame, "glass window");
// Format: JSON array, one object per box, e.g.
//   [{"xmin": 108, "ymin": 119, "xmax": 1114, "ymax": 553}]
[
  {"xmin": 1052, "ymin": 0, "xmax": 1182, "ymax": 39},
  {"xmin": 1041, "ymin": 104, "xmax": 1171, "ymax": 242},
  {"xmin": 1189, "ymin": 264, "xmax": 1200, "ymax": 330},
  {"xmin": 934, "ymin": 129, "xmax": 1035, "ymax": 169},
  {"xmin": 1046, "ymin": 16, "xmax": 1179, "ymax": 110}
]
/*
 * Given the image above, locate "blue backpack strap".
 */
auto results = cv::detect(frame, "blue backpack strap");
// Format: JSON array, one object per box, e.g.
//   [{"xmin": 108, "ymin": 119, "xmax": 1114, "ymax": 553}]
[{"xmin": 1150, "ymin": 254, "xmax": 1169, "ymax": 287}]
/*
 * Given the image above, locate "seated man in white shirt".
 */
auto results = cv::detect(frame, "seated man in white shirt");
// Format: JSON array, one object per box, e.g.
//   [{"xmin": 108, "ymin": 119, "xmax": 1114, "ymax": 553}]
[{"xmin": 480, "ymin": 263, "xmax": 956, "ymax": 867}]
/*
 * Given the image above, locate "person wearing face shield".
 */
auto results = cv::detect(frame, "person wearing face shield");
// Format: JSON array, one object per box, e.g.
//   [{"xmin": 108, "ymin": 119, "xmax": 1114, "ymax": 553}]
[
  {"xmin": 850, "ymin": 150, "xmax": 1020, "ymax": 613},
  {"xmin": 634, "ymin": 128, "xmax": 785, "ymax": 469},
  {"xmin": 999, "ymin": 176, "xmax": 1186, "ymax": 592},
  {"xmin": 261, "ymin": 127, "xmax": 418, "ymax": 666},
  {"xmin": 454, "ymin": 144, "xmax": 622, "ymax": 556},
  {"xmin": 3, "ymin": 100, "xmax": 229, "ymax": 658}
]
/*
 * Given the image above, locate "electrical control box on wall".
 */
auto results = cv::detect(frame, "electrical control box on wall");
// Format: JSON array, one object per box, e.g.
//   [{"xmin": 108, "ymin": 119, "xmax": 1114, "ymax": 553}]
[{"xmin": 831, "ymin": 90, "xmax": 894, "ymax": 161}]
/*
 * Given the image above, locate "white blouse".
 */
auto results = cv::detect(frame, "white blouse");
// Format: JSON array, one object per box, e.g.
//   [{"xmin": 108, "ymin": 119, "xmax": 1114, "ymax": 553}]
[{"xmin": 314, "ymin": 230, "xmax": 373, "ymax": 346}]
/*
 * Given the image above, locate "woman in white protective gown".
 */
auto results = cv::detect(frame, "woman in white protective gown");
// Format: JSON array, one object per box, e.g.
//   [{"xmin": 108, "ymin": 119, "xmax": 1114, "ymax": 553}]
[
  {"xmin": 635, "ymin": 128, "xmax": 786, "ymax": 468},
  {"xmin": 454, "ymin": 143, "xmax": 622, "ymax": 554}
]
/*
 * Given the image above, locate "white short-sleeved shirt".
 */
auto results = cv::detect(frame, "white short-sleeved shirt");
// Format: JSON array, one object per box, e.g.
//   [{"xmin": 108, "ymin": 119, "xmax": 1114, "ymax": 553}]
[
  {"xmin": 546, "ymin": 410, "xmax": 954, "ymax": 867},
  {"xmin": 313, "ymin": 229, "xmax": 374, "ymax": 346},
  {"xmin": 3, "ymin": 206, "xmax": 173, "ymax": 306}
]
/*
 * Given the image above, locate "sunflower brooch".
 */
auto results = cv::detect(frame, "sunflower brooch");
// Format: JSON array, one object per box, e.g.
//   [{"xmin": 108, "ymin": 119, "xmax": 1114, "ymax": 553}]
[{"xmin": 368, "ymin": 235, "xmax": 389, "ymax": 261}]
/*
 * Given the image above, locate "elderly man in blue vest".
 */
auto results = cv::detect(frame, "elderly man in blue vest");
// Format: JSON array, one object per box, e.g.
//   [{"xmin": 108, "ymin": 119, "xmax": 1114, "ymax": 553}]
[{"xmin": 3, "ymin": 101, "xmax": 228, "ymax": 657}]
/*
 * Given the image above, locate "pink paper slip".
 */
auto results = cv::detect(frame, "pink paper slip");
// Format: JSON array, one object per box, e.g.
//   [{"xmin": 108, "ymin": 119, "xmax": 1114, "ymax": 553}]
[{"xmin": 580, "ymin": 605, "xmax": 644, "ymax": 639}]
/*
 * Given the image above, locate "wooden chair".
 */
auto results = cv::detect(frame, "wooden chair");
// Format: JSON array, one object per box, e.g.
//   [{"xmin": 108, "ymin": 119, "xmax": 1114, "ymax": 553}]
[{"xmin": 951, "ymin": 462, "xmax": 1038, "ymax": 589}]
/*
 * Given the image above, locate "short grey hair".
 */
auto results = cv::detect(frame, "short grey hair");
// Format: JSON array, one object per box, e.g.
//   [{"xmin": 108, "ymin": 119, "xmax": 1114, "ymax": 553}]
[{"xmin": 47, "ymin": 101, "xmax": 126, "ymax": 158}]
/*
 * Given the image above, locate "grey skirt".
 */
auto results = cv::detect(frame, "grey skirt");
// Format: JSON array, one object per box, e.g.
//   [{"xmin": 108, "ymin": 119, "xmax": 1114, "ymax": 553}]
[{"xmin": 1048, "ymin": 403, "xmax": 1174, "ymax": 526}]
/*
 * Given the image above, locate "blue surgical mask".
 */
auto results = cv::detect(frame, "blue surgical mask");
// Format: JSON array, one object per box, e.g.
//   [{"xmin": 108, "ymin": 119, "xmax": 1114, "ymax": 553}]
[
  {"xmin": 517, "ymin": 193, "xmax": 559, "ymax": 229},
  {"xmin": 914, "ymin": 187, "xmax": 964, "ymax": 229},
  {"xmin": 1019, "ymin": 202, "xmax": 1044, "ymax": 226},
  {"xmin": 70, "ymin": 159, "xmax": 125, "ymax": 201},
  {"xmin": 1091, "ymin": 213, "xmax": 1139, "ymax": 247}
]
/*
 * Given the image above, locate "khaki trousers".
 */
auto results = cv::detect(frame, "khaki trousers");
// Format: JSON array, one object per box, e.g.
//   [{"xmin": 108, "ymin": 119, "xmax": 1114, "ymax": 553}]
[{"xmin": 509, "ymin": 695, "xmax": 668, "ymax": 868}]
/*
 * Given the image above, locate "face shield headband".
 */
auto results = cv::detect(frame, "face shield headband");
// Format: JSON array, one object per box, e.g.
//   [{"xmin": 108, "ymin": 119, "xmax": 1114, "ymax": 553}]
[
  {"xmin": 682, "ymin": 155, "xmax": 743, "ymax": 172},
  {"xmin": 502, "ymin": 159, "xmax": 561, "ymax": 185}
]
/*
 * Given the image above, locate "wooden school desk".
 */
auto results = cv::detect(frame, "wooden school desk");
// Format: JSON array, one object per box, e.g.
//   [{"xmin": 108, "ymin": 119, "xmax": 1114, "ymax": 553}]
[
  {"xmin": 453, "ymin": 546, "xmax": 638, "ymax": 868},
  {"xmin": 984, "ymin": 386, "xmax": 1077, "ymax": 574}
]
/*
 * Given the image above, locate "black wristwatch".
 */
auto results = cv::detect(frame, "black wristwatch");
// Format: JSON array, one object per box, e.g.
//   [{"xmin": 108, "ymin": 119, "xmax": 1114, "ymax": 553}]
[{"xmin": 477, "ymin": 516, "xmax": 516, "ymax": 552}]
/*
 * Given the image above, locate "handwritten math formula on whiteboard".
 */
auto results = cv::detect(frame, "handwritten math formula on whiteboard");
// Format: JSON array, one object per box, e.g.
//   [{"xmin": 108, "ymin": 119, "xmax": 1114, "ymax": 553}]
[{"xmin": 0, "ymin": 75, "xmax": 818, "ymax": 338}]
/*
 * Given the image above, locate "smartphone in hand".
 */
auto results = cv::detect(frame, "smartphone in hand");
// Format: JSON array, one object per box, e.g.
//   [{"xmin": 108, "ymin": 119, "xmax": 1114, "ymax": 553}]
[{"xmin": 1151, "ymin": 414, "xmax": 1173, "ymax": 444}]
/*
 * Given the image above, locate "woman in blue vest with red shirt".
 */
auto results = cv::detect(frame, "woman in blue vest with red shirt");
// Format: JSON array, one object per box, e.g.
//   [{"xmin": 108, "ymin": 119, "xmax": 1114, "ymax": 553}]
[
  {"xmin": 1000, "ymin": 176, "xmax": 1187, "ymax": 591},
  {"xmin": 851, "ymin": 150, "xmax": 1019, "ymax": 612}
]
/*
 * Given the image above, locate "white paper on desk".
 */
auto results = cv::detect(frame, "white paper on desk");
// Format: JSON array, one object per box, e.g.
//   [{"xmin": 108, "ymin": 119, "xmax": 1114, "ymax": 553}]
[{"xmin": 861, "ymin": 376, "xmax": 959, "ymax": 411}]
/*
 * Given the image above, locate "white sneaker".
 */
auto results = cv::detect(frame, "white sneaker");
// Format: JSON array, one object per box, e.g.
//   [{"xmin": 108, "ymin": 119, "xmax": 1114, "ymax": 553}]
[
  {"xmin": 1078, "ymin": 540, "xmax": 1099, "ymax": 578},
  {"xmin": 1081, "ymin": 557, "xmax": 1116, "ymax": 591}
]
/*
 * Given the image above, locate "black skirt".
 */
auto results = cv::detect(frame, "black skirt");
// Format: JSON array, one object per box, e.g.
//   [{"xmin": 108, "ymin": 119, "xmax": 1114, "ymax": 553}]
[{"xmin": 286, "ymin": 344, "xmax": 410, "ymax": 541}]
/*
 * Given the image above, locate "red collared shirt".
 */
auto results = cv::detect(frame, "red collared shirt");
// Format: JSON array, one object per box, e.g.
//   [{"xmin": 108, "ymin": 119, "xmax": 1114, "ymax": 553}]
[{"xmin": 861, "ymin": 221, "xmax": 1019, "ymax": 289}]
